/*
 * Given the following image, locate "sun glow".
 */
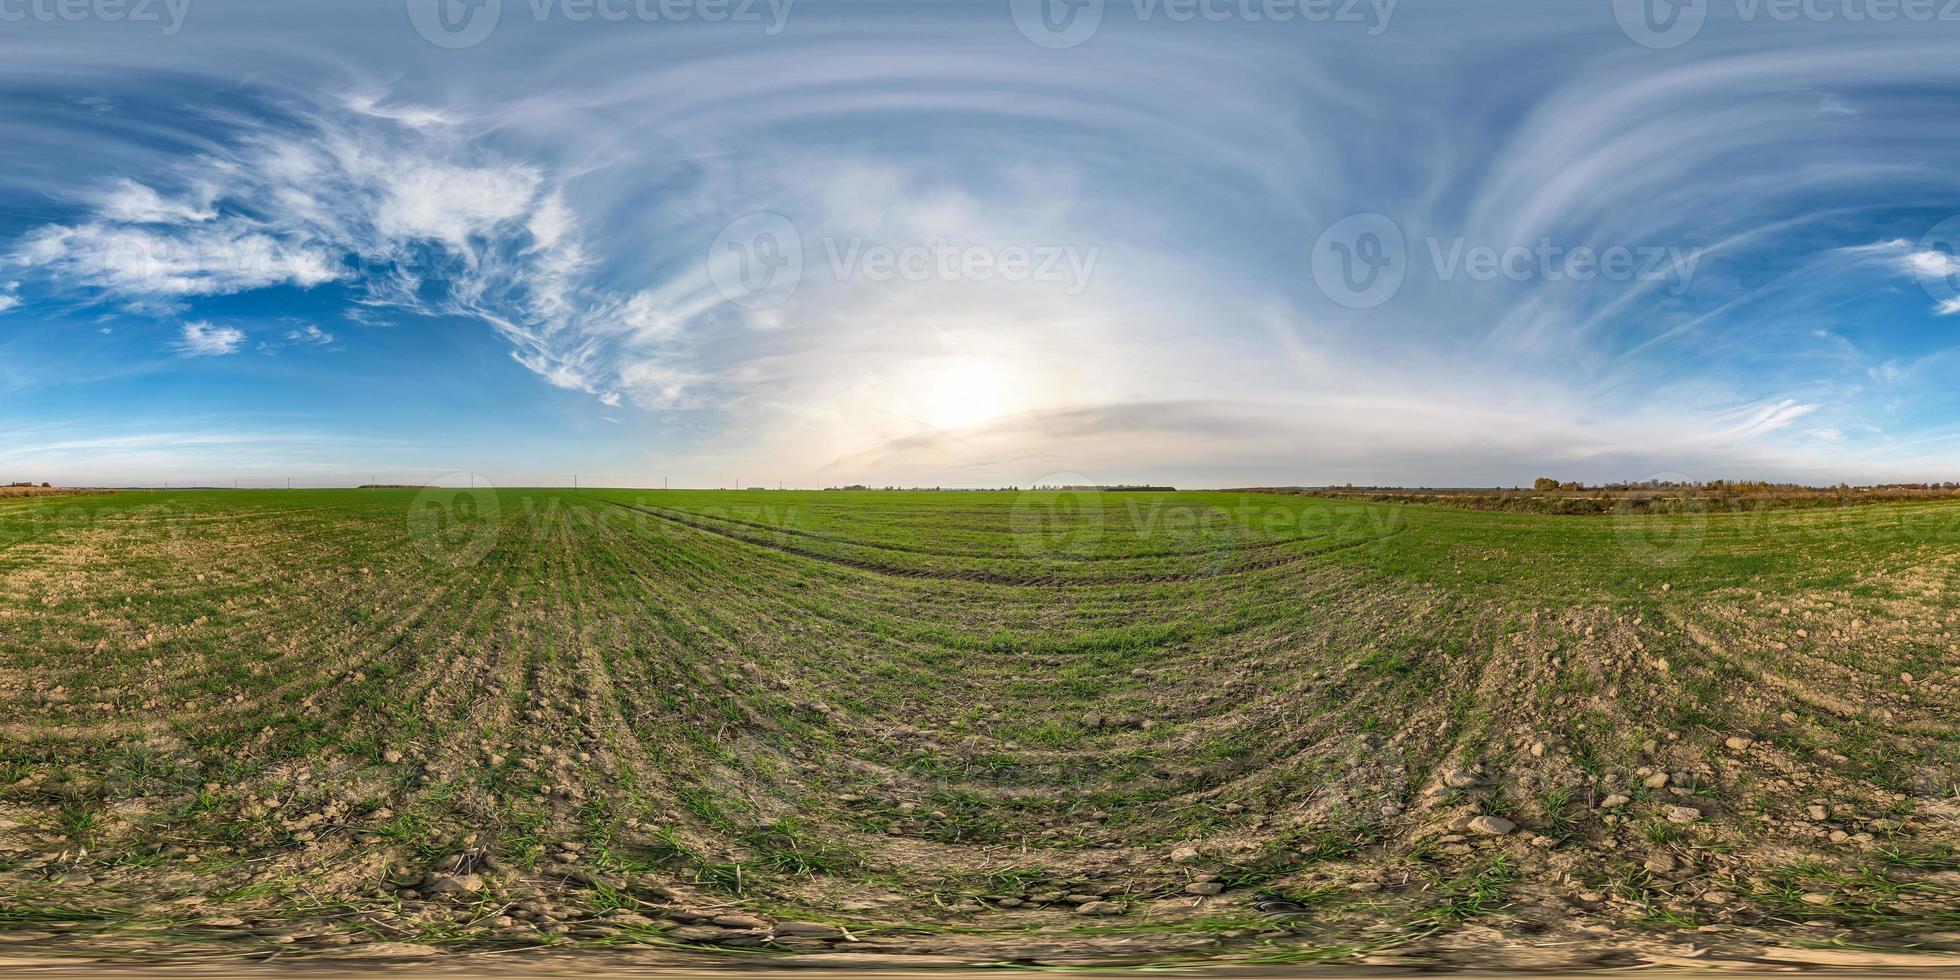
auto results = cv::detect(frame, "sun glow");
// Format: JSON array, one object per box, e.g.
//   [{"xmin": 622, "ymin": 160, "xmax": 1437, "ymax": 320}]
[{"xmin": 919, "ymin": 358, "xmax": 1013, "ymax": 430}]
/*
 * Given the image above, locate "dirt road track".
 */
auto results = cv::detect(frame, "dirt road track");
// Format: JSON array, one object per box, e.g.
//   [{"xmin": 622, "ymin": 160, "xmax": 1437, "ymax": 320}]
[{"xmin": 4, "ymin": 947, "xmax": 1960, "ymax": 979}]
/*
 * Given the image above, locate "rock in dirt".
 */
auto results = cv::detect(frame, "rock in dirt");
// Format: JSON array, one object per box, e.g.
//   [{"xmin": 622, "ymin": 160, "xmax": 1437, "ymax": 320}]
[
  {"xmin": 1468, "ymin": 815, "xmax": 1516, "ymax": 835},
  {"xmin": 319, "ymin": 942, "xmax": 443, "ymax": 959},
  {"xmin": 421, "ymin": 873, "xmax": 483, "ymax": 896},
  {"xmin": 1665, "ymin": 805, "xmax": 1703, "ymax": 824},
  {"xmin": 773, "ymin": 921, "xmax": 846, "ymax": 938},
  {"xmin": 1075, "ymin": 901, "xmax": 1122, "ymax": 915},
  {"xmin": 1184, "ymin": 882, "xmax": 1224, "ymax": 896},
  {"xmin": 762, "ymin": 953, "xmax": 972, "ymax": 968}
]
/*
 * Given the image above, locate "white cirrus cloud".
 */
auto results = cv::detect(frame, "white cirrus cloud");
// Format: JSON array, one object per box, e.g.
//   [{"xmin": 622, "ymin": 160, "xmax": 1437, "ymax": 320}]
[
  {"xmin": 5, "ymin": 105, "xmax": 614, "ymax": 397},
  {"xmin": 285, "ymin": 323, "xmax": 334, "ymax": 345},
  {"xmin": 1904, "ymin": 248, "xmax": 1960, "ymax": 281},
  {"xmin": 172, "ymin": 321, "xmax": 245, "ymax": 357},
  {"xmin": 95, "ymin": 178, "xmax": 218, "ymax": 224},
  {"xmin": 15, "ymin": 223, "xmax": 342, "ymax": 299}
]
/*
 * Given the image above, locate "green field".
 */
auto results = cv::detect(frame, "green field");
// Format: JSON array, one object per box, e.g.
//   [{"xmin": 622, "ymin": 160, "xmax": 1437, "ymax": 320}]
[{"xmin": 1, "ymin": 488, "xmax": 1956, "ymax": 965}]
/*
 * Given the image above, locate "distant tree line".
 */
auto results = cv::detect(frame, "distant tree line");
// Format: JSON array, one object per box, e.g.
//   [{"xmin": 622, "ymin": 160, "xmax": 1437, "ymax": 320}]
[{"xmin": 1530, "ymin": 477, "xmax": 1960, "ymax": 493}]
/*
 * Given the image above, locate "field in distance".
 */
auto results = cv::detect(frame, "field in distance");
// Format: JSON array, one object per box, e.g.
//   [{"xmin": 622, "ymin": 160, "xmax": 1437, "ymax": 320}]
[{"xmin": 1, "ymin": 488, "xmax": 1956, "ymax": 969}]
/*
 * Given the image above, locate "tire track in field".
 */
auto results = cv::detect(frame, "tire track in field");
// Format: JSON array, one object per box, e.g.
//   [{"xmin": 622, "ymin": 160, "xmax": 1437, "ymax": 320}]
[
  {"xmin": 598, "ymin": 497, "xmax": 1381, "ymax": 585},
  {"xmin": 627, "ymin": 500, "xmax": 1339, "ymax": 564}
]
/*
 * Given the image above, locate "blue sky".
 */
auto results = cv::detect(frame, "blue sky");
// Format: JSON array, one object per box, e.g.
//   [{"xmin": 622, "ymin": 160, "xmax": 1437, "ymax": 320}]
[{"xmin": 2, "ymin": 0, "xmax": 1958, "ymax": 488}]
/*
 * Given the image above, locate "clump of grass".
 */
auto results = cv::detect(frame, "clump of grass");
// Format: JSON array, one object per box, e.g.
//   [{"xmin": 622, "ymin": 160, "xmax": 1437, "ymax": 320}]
[
  {"xmin": 1418, "ymin": 856, "xmax": 1520, "ymax": 923},
  {"xmin": 740, "ymin": 819, "xmax": 865, "ymax": 877}
]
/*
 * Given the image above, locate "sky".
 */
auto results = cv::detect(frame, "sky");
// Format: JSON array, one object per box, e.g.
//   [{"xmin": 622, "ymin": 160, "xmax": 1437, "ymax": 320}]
[{"xmin": 2, "ymin": 0, "xmax": 1959, "ymax": 489}]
